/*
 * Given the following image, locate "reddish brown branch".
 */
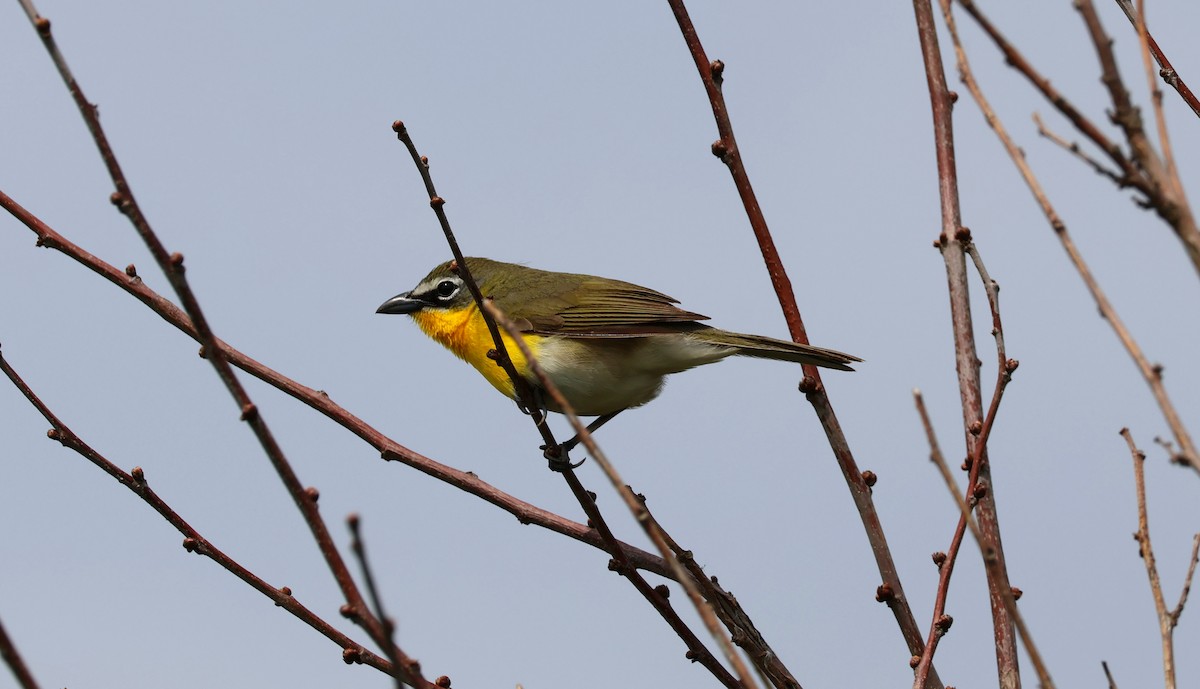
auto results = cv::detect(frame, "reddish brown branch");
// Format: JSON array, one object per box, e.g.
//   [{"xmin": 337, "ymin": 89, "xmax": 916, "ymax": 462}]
[
  {"xmin": 913, "ymin": 2, "xmax": 1020, "ymax": 686},
  {"xmin": 665, "ymin": 3, "xmax": 937, "ymax": 684},
  {"xmin": 0, "ymin": 614, "xmax": 40, "ymax": 689},
  {"xmin": 913, "ymin": 390, "xmax": 1055, "ymax": 689},
  {"xmin": 1113, "ymin": 0, "xmax": 1200, "ymax": 118},
  {"xmin": 0, "ymin": 348, "xmax": 404, "ymax": 680}
]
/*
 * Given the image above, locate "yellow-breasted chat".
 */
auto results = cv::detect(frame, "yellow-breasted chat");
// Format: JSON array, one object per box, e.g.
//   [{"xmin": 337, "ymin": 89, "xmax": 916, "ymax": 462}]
[{"xmin": 376, "ymin": 258, "xmax": 859, "ymax": 427}]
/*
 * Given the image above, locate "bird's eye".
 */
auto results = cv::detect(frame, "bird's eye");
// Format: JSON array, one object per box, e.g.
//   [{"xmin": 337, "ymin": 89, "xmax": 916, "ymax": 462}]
[{"xmin": 435, "ymin": 280, "xmax": 460, "ymax": 300}]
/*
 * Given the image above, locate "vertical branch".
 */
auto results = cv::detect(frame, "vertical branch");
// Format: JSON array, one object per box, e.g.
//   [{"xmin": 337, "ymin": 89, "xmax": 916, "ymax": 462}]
[
  {"xmin": 911, "ymin": 2, "xmax": 1020, "ymax": 687},
  {"xmin": 664, "ymin": 4, "xmax": 938, "ymax": 684},
  {"xmin": 1121, "ymin": 429, "xmax": 1200, "ymax": 689}
]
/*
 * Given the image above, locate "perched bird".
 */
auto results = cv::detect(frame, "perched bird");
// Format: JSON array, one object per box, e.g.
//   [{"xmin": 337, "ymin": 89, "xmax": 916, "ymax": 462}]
[{"xmin": 377, "ymin": 258, "xmax": 859, "ymax": 426}]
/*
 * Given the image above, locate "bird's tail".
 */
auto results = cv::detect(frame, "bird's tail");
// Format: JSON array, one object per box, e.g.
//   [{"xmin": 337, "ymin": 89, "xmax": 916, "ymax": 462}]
[{"xmin": 695, "ymin": 329, "xmax": 861, "ymax": 371}]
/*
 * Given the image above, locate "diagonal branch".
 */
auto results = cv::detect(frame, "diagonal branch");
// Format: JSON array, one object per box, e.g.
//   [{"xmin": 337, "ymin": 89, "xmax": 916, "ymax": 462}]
[
  {"xmin": 664, "ymin": 3, "xmax": 939, "ymax": 685},
  {"xmin": 0, "ymin": 347, "xmax": 402, "ymax": 679},
  {"xmin": 0, "ymin": 613, "xmax": 40, "ymax": 689},
  {"xmin": 1112, "ymin": 0, "xmax": 1200, "ymax": 118}
]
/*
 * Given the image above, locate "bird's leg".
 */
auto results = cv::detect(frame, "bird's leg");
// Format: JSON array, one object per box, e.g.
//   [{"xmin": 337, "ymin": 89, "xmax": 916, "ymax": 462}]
[
  {"xmin": 560, "ymin": 410, "xmax": 623, "ymax": 453},
  {"xmin": 540, "ymin": 410, "xmax": 623, "ymax": 471}
]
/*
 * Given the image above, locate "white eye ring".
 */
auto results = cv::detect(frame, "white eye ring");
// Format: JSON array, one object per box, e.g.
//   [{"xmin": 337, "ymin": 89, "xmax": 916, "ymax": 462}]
[{"xmin": 434, "ymin": 279, "xmax": 460, "ymax": 300}]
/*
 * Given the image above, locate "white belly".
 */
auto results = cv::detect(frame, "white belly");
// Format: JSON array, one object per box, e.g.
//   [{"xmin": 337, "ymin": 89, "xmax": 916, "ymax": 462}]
[{"xmin": 534, "ymin": 335, "xmax": 734, "ymax": 416}]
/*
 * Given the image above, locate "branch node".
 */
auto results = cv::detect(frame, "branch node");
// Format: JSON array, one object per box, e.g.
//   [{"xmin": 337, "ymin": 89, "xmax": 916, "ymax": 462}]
[
  {"xmin": 305, "ymin": 486, "xmax": 320, "ymax": 503},
  {"xmin": 131, "ymin": 466, "xmax": 146, "ymax": 484},
  {"xmin": 861, "ymin": 470, "xmax": 877, "ymax": 488},
  {"xmin": 239, "ymin": 402, "xmax": 258, "ymax": 421},
  {"xmin": 875, "ymin": 582, "xmax": 895, "ymax": 603}
]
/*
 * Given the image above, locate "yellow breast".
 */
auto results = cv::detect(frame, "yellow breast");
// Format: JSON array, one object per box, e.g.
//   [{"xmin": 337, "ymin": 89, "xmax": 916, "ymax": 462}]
[{"xmin": 411, "ymin": 304, "xmax": 541, "ymax": 400}]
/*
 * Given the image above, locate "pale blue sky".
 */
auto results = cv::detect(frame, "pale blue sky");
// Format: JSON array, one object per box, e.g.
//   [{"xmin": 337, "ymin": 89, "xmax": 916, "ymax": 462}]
[{"xmin": 2, "ymin": 2, "xmax": 1199, "ymax": 688}]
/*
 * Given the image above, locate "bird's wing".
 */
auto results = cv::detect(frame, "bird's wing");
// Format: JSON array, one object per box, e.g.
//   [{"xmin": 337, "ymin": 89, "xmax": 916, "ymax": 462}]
[{"xmin": 494, "ymin": 274, "xmax": 709, "ymax": 336}]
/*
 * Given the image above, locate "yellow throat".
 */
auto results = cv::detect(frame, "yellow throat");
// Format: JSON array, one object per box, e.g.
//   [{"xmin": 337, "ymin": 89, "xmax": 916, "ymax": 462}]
[{"xmin": 411, "ymin": 302, "xmax": 543, "ymax": 400}]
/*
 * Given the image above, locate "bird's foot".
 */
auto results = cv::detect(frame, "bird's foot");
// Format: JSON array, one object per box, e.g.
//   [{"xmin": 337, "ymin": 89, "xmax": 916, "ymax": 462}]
[{"xmin": 541, "ymin": 443, "xmax": 586, "ymax": 471}]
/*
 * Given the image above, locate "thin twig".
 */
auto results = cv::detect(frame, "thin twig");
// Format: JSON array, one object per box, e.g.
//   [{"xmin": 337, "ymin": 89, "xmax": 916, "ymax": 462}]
[
  {"xmin": 1121, "ymin": 428, "xmax": 1199, "ymax": 689},
  {"xmin": 1032, "ymin": 112, "xmax": 1125, "ymax": 185},
  {"xmin": 1131, "ymin": 0, "xmax": 1179, "ymax": 191},
  {"xmin": 1112, "ymin": 0, "xmax": 1200, "ymax": 117},
  {"xmin": 348, "ymin": 515, "xmax": 405, "ymax": 689},
  {"xmin": 485, "ymin": 300, "xmax": 761, "ymax": 689},
  {"xmin": 1102, "ymin": 660, "xmax": 1119, "ymax": 688},
  {"xmin": 914, "ymin": 390, "xmax": 1056, "ymax": 689},
  {"xmin": 913, "ymin": 2, "xmax": 1020, "ymax": 686},
  {"xmin": 1170, "ymin": 534, "xmax": 1200, "ymax": 627},
  {"xmin": 0, "ymin": 613, "xmax": 40, "ymax": 689},
  {"xmin": 0, "ymin": 347, "xmax": 400, "ymax": 678},
  {"xmin": 955, "ymin": 0, "xmax": 1147, "ymax": 195},
  {"xmin": 665, "ymin": 3, "xmax": 937, "ymax": 684},
  {"xmin": 943, "ymin": 1, "xmax": 1199, "ymax": 476}
]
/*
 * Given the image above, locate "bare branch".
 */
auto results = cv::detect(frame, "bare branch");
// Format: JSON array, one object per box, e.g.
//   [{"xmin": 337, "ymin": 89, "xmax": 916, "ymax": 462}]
[
  {"xmin": 0, "ymin": 613, "xmax": 40, "ymax": 689},
  {"xmin": 942, "ymin": 1, "xmax": 1199, "ymax": 475},
  {"xmin": 0, "ymin": 348, "xmax": 404, "ymax": 679},
  {"xmin": 1033, "ymin": 112, "xmax": 1125, "ymax": 185},
  {"xmin": 913, "ymin": 2, "xmax": 1020, "ymax": 685},
  {"xmin": 348, "ymin": 515, "xmax": 409, "ymax": 689},
  {"xmin": 1122, "ymin": 428, "xmax": 1199, "ymax": 689},
  {"xmin": 1112, "ymin": 0, "xmax": 1200, "ymax": 117},
  {"xmin": 665, "ymin": 2, "xmax": 937, "ymax": 682},
  {"xmin": 914, "ymin": 390, "xmax": 1056, "ymax": 689},
  {"xmin": 1102, "ymin": 660, "xmax": 1119, "ymax": 688}
]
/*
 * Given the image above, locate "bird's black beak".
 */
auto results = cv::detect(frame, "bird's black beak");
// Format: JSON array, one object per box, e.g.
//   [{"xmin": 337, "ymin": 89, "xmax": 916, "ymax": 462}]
[{"xmin": 376, "ymin": 292, "xmax": 425, "ymax": 315}]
